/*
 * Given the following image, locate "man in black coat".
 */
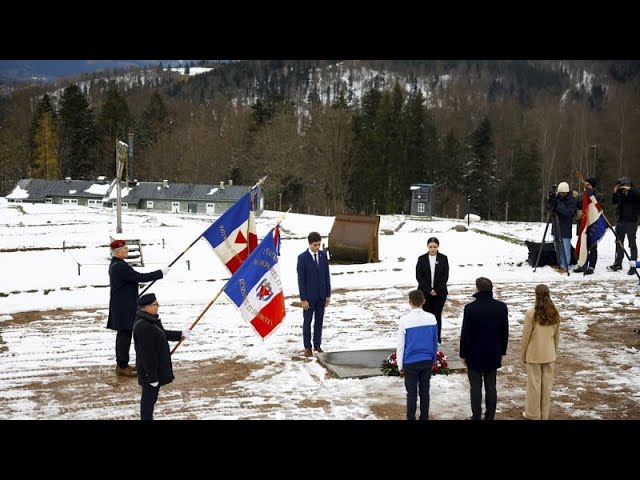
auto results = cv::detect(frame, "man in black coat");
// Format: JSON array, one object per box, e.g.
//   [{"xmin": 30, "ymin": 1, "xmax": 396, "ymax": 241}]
[
  {"xmin": 133, "ymin": 293, "xmax": 189, "ymax": 420},
  {"xmin": 608, "ymin": 177, "xmax": 640, "ymax": 274},
  {"xmin": 107, "ymin": 239, "xmax": 168, "ymax": 377},
  {"xmin": 459, "ymin": 277, "xmax": 509, "ymax": 420}
]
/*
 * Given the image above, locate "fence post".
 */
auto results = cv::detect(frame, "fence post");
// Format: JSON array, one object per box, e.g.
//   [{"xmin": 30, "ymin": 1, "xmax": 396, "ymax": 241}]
[
  {"xmin": 187, "ymin": 260, "xmax": 191, "ymax": 271},
  {"xmin": 77, "ymin": 263, "xmax": 81, "ymax": 276},
  {"xmin": 63, "ymin": 240, "xmax": 66, "ymax": 252},
  {"xmin": 162, "ymin": 238, "xmax": 165, "ymax": 249}
]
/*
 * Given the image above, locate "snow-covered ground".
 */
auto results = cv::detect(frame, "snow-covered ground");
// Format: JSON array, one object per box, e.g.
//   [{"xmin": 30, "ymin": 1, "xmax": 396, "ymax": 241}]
[{"xmin": 0, "ymin": 197, "xmax": 638, "ymax": 419}]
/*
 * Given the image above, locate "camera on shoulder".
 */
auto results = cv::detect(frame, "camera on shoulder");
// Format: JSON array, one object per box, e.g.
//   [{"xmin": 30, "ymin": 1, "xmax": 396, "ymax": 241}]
[
  {"xmin": 547, "ymin": 184, "xmax": 557, "ymax": 201},
  {"xmin": 616, "ymin": 177, "xmax": 631, "ymax": 195}
]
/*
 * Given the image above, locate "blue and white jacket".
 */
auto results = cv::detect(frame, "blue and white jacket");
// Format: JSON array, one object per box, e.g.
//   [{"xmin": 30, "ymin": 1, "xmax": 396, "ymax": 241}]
[{"xmin": 396, "ymin": 308, "xmax": 439, "ymax": 371}]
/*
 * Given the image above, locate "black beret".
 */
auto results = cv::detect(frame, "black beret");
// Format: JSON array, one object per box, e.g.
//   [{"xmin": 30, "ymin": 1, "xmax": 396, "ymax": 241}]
[{"xmin": 137, "ymin": 293, "xmax": 157, "ymax": 307}]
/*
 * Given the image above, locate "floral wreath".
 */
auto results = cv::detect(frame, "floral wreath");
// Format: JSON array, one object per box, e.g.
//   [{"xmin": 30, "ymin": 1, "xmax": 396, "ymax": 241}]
[{"xmin": 381, "ymin": 351, "xmax": 450, "ymax": 376}]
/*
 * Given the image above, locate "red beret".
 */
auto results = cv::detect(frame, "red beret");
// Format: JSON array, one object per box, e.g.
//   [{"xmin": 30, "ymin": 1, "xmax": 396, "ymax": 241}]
[{"xmin": 110, "ymin": 240, "xmax": 126, "ymax": 249}]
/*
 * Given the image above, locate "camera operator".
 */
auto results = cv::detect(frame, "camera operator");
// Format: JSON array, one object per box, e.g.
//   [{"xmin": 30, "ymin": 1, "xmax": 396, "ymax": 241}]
[
  {"xmin": 549, "ymin": 182, "xmax": 577, "ymax": 273},
  {"xmin": 607, "ymin": 177, "xmax": 639, "ymax": 274}
]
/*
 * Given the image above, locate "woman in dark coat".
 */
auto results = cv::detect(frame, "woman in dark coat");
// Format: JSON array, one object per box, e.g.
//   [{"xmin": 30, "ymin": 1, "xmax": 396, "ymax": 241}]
[{"xmin": 416, "ymin": 236, "xmax": 449, "ymax": 344}]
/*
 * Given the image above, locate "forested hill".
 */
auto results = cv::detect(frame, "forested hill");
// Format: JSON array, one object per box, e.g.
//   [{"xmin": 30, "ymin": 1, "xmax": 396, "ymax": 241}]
[{"xmin": 1, "ymin": 59, "xmax": 639, "ymax": 222}]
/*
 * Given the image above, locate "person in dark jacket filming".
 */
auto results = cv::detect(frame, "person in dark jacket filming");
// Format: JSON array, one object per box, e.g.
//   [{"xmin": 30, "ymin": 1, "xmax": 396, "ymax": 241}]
[
  {"xmin": 133, "ymin": 293, "xmax": 190, "ymax": 420},
  {"xmin": 607, "ymin": 177, "xmax": 640, "ymax": 274},
  {"xmin": 107, "ymin": 239, "xmax": 169, "ymax": 377}
]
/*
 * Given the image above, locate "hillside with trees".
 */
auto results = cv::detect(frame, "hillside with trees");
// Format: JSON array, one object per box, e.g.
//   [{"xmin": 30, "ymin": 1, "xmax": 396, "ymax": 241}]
[{"xmin": 1, "ymin": 59, "xmax": 639, "ymax": 221}]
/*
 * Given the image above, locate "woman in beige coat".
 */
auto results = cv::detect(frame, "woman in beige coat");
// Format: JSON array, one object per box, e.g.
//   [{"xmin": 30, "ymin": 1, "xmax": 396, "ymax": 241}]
[{"xmin": 521, "ymin": 284, "xmax": 561, "ymax": 420}]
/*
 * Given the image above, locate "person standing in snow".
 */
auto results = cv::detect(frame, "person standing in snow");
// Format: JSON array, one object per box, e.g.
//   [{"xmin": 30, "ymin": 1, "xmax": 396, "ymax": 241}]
[
  {"xmin": 416, "ymin": 236, "xmax": 449, "ymax": 343},
  {"xmin": 297, "ymin": 231, "xmax": 331, "ymax": 357},
  {"xmin": 133, "ymin": 293, "xmax": 189, "ymax": 420},
  {"xmin": 573, "ymin": 177, "xmax": 603, "ymax": 275},
  {"xmin": 521, "ymin": 284, "xmax": 561, "ymax": 420},
  {"xmin": 459, "ymin": 277, "xmax": 509, "ymax": 420},
  {"xmin": 107, "ymin": 239, "xmax": 169, "ymax": 377},
  {"xmin": 396, "ymin": 289, "xmax": 439, "ymax": 420}
]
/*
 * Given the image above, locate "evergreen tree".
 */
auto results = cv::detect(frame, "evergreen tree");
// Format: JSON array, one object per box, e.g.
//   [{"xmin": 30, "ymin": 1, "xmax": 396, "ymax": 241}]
[
  {"xmin": 31, "ymin": 111, "xmax": 60, "ymax": 179},
  {"xmin": 58, "ymin": 84, "xmax": 97, "ymax": 179},
  {"xmin": 135, "ymin": 91, "xmax": 173, "ymax": 179},
  {"xmin": 96, "ymin": 88, "xmax": 131, "ymax": 177},
  {"xmin": 403, "ymin": 89, "xmax": 428, "ymax": 187},
  {"xmin": 377, "ymin": 84, "xmax": 404, "ymax": 213},
  {"xmin": 350, "ymin": 87, "xmax": 382, "ymax": 213},
  {"xmin": 28, "ymin": 94, "xmax": 55, "ymax": 169},
  {"xmin": 463, "ymin": 116, "xmax": 497, "ymax": 219}
]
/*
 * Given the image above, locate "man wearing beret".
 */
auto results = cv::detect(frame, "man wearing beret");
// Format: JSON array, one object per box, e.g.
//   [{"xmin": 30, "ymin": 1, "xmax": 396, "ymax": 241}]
[
  {"xmin": 107, "ymin": 239, "xmax": 170, "ymax": 377},
  {"xmin": 133, "ymin": 293, "xmax": 189, "ymax": 420}
]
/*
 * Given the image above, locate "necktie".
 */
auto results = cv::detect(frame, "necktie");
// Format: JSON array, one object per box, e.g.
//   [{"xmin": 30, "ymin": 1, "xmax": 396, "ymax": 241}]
[{"xmin": 313, "ymin": 253, "xmax": 318, "ymax": 265}]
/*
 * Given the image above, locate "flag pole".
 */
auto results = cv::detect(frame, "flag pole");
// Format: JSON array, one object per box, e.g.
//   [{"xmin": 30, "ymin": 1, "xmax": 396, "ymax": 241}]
[
  {"xmin": 139, "ymin": 234, "xmax": 204, "ymax": 296},
  {"xmin": 141, "ymin": 176, "xmax": 269, "ymax": 297},
  {"xmin": 171, "ymin": 286, "xmax": 225, "ymax": 355},
  {"xmin": 576, "ymin": 171, "xmax": 640, "ymax": 281},
  {"xmin": 172, "ymin": 215, "xmax": 285, "ymax": 355}
]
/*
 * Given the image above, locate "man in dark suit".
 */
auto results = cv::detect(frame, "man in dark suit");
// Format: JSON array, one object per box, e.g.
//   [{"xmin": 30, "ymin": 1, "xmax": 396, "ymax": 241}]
[
  {"xmin": 297, "ymin": 231, "xmax": 331, "ymax": 357},
  {"xmin": 107, "ymin": 239, "xmax": 168, "ymax": 377},
  {"xmin": 459, "ymin": 277, "xmax": 509, "ymax": 420},
  {"xmin": 416, "ymin": 237, "xmax": 449, "ymax": 343}
]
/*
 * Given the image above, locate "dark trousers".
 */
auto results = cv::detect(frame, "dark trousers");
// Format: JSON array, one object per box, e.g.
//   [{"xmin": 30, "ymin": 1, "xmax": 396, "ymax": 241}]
[
  {"xmin": 423, "ymin": 295, "xmax": 446, "ymax": 343},
  {"xmin": 467, "ymin": 368, "xmax": 497, "ymax": 420},
  {"xmin": 141, "ymin": 384, "xmax": 159, "ymax": 420},
  {"xmin": 115, "ymin": 329, "xmax": 133, "ymax": 368},
  {"xmin": 404, "ymin": 360, "xmax": 433, "ymax": 420},
  {"xmin": 302, "ymin": 298, "xmax": 326, "ymax": 349},
  {"xmin": 614, "ymin": 221, "xmax": 638, "ymax": 265},
  {"xmin": 585, "ymin": 247, "xmax": 598, "ymax": 269}
]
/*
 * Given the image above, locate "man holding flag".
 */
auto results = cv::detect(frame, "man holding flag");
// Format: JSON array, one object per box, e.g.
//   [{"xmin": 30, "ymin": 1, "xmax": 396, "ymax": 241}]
[{"xmin": 575, "ymin": 177, "xmax": 608, "ymax": 275}]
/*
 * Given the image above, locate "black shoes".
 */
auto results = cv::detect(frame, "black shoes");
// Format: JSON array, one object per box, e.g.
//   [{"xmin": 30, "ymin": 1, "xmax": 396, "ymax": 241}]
[
  {"xmin": 584, "ymin": 267, "xmax": 594, "ymax": 275},
  {"xmin": 573, "ymin": 266, "xmax": 583, "ymax": 273},
  {"xmin": 628, "ymin": 268, "xmax": 637, "ymax": 275},
  {"xmin": 607, "ymin": 264, "xmax": 622, "ymax": 271}
]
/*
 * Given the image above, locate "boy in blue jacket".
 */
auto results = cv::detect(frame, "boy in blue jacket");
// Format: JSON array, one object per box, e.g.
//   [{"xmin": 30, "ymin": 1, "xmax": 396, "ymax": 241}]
[{"xmin": 397, "ymin": 289, "xmax": 439, "ymax": 420}]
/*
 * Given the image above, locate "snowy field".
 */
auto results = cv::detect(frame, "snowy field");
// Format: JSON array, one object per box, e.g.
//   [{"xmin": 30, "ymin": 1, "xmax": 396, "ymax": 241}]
[{"xmin": 0, "ymin": 197, "xmax": 639, "ymax": 420}]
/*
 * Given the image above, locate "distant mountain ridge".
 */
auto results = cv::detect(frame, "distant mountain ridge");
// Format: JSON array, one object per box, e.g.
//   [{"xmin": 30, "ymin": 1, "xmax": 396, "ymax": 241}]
[{"xmin": 0, "ymin": 60, "xmax": 193, "ymax": 83}]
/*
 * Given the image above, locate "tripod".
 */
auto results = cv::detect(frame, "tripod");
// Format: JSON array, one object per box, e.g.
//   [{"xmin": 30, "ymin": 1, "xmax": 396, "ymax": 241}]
[{"xmin": 533, "ymin": 205, "xmax": 570, "ymax": 275}]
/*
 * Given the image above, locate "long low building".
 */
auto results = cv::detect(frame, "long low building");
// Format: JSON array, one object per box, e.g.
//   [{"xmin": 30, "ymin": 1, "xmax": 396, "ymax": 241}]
[{"xmin": 6, "ymin": 178, "xmax": 264, "ymax": 215}]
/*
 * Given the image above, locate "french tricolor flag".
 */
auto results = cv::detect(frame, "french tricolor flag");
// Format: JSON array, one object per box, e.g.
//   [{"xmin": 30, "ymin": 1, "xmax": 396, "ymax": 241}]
[
  {"xmin": 576, "ymin": 188, "xmax": 608, "ymax": 268},
  {"xmin": 224, "ymin": 227, "xmax": 285, "ymax": 339},
  {"xmin": 201, "ymin": 191, "xmax": 258, "ymax": 273}
]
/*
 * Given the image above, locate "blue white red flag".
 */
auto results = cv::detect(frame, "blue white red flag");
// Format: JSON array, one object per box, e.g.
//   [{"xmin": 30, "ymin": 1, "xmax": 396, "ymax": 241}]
[
  {"xmin": 201, "ymin": 190, "xmax": 258, "ymax": 273},
  {"xmin": 223, "ymin": 227, "xmax": 285, "ymax": 339},
  {"xmin": 576, "ymin": 188, "xmax": 608, "ymax": 267}
]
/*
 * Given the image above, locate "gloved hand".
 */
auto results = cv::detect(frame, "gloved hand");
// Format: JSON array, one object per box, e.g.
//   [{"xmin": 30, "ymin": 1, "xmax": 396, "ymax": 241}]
[
  {"xmin": 161, "ymin": 266, "xmax": 171, "ymax": 276},
  {"xmin": 182, "ymin": 330, "xmax": 191, "ymax": 340},
  {"xmin": 150, "ymin": 381, "xmax": 159, "ymax": 387}
]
